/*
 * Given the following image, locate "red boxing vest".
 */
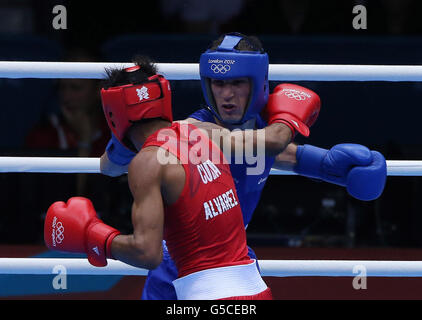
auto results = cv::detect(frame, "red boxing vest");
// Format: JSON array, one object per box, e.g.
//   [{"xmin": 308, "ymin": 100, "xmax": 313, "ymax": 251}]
[{"xmin": 143, "ymin": 122, "xmax": 252, "ymax": 278}]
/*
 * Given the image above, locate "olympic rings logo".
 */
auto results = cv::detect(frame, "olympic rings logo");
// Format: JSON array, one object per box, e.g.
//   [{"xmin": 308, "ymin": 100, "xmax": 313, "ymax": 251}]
[
  {"xmin": 210, "ymin": 64, "xmax": 231, "ymax": 74},
  {"xmin": 282, "ymin": 89, "xmax": 309, "ymax": 101},
  {"xmin": 55, "ymin": 221, "xmax": 64, "ymax": 244}
]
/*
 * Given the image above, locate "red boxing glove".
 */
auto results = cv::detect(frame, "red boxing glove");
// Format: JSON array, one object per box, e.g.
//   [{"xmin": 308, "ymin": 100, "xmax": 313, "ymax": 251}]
[
  {"xmin": 262, "ymin": 84, "xmax": 321, "ymax": 137},
  {"xmin": 44, "ymin": 197, "xmax": 120, "ymax": 267}
]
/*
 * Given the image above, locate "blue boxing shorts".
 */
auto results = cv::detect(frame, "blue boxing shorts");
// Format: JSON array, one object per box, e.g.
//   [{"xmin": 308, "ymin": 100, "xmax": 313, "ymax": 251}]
[{"xmin": 141, "ymin": 241, "xmax": 259, "ymax": 300}]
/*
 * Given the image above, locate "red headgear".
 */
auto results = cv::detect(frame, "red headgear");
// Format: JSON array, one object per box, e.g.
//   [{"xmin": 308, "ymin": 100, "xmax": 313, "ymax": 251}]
[{"xmin": 101, "ymin": 67, "xmax": 172, "ymax": 147}]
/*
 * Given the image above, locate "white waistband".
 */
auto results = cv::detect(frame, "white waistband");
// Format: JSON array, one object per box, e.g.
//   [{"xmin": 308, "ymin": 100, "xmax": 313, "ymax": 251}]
[{"xmin": 173, "ymin": 260, "xmax": 267, "ymax": 300}]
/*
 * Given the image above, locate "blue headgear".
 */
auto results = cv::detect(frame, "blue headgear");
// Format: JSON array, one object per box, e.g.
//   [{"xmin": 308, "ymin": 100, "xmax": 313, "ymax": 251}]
[{"xmin": 200, "ymin": 33, "xmax": 269, "ymax": 124}]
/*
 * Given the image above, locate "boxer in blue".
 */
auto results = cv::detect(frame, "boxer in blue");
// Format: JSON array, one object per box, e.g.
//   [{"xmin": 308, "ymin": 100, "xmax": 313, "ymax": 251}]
[{"xmin": 100, "ymin": 33, "xmax": 387, "ymax": 299}]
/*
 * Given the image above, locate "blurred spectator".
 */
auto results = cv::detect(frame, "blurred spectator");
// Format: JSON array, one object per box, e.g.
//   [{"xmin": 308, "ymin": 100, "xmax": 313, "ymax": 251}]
[
  {"xmin": 25, "ymin": 48, "xmax": 110, "ymax": 195},
  {"xmin": 17, "ymin": 49, "xmax": 125, "ymax": 244},
  {"xmin": 278, "ymin": 0, "xmax": 312, "ymax": 34},
  {"xmin": 62, "ymin": 1, "xmax": 162, "ymax": 49},
  {"xmin": 159, "ymin": 0, "xmax": 245, "ymax": 34},
  {"xmin": 25, "ymin": 48, "xmax": 109, "ymax": 157},
  {"xmin": 25, "ymin": 75, "xmax": 108, "ymax": 156},
  {"xmin": 380, "ymin": 0, "xmax": 414, "ymax": 35},
  {"xmin": 230, "ymin": 0, "xmax": 351, "ymax": 35},
  {"xmin": 0, "ymin": 0, "xmax": 35, "ymax": 34},
  {"xmin": 356, "ymin": 0, "xmax": 420, "ymax": 35},
  {"xmin": 0, "ymin": 0, "xmax": 67, "ymax": 37}
]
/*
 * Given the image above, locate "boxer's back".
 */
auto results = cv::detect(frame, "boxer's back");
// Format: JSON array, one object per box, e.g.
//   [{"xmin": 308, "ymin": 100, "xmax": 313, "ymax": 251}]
[{"xmin": 143, "ymin": 122, "xmax": 251, "ymax": 278}]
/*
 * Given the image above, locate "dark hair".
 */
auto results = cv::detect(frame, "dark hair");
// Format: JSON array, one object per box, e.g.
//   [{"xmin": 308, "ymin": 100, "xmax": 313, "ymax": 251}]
[
  {"xmin": 209, "ymin": 32, "xmax": 264, "ymax": 53},
  {"xmin": 102, "ymin": 55, "xmax": 158, "ymax": 89}
]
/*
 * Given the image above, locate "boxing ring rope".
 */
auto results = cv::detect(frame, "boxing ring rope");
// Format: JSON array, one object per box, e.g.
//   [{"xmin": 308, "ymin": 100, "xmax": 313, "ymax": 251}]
[
  {"xmin": 0, "ymin": 157, "xmax": 420, "ymax": 176},
  {"xmin": 1, "ymin": 258, "xmax": 422, "ymax": 277},
  {"xmin": 3, "ymin": 61, "xmax": 422, "ymax": 81}
]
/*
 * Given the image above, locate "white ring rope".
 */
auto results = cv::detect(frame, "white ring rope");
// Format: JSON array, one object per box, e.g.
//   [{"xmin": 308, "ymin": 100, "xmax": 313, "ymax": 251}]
[
  {"xmin": 0, "ymin": 62, "xmax": 196, "ymax": 80},
  {"xmin": 0, "ymin": 258, "xmax": 422, "ymax": 277},
  {"xmin": 0, "ymin": 157, "xmax": 418, "ymax": 176},
  {"xmin": 2, "ymin": 61, "xmax": 422, "ymax": 81},
  {"xmin": 0, "ymin": 157, "xmax": 100, "ymax": 173}
]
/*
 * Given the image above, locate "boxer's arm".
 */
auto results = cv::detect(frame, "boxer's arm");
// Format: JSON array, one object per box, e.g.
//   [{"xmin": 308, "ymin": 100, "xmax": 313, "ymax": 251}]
[
  {"xmin": 110, "ymin": 149, "xmax": 164, "ymax": 269},
  {"xmin": 187, "ymin": 119, "xmax": 292, "ymax": 157}
]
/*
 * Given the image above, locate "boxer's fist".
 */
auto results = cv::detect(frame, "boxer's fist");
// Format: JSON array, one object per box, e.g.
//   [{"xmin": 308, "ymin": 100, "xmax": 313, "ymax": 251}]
[
  {"xmin": 294, "ymin": 144, "xmax": 387, "ymax": 201},
  {"xmin": 346, "ymin": 149, "xmax": 386, "ymax": 201},
  {"xmin": 262, "ymin": 84, "xmax": 321, "ymax": 137},
  {"xmin": 44, "ymin": 197, "xmax": 120, "ymax": 267}
]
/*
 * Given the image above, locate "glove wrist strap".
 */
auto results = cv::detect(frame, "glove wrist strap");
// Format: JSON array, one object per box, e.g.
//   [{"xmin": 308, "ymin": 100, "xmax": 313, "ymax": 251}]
[
  {"xmin": 87, "ymin": 221, "xmax": 121, "ymax": 267},
  {"xmin": 294, "ymin": 144, "xmax": 328, "ymax": 179}
]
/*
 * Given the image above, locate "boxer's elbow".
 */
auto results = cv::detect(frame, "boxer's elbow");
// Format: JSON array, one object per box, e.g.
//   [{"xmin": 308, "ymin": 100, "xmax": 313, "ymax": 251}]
[
  {"xmin": 132, "ymin": 236, "xmax": 163, "ymax": 269},
  {"xmin": 114, "ymin": 234, "xmax": 162, "ymax": 269},
  {"xmin": 139, "ymin": 253, "xmax": 162, "ymax": 270},
  {"xmin": 144, "ymin": 246, "xmax": 163, "ymax": 269}
]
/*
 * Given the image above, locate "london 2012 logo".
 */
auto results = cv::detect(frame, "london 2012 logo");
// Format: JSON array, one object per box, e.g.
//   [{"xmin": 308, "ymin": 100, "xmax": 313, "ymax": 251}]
[
  {"xmin": 281, "ymin": 88, "xmax": 311, "ymax": 101},
  {"xmin": 51, "ymin": 216, "xmax": 64, "ymax": 247}
]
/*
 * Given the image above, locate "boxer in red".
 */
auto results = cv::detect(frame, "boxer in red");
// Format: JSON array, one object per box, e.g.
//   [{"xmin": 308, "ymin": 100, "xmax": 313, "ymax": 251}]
[{"xmin": 44, "ymin": 56, "xmax": 319, "ymax": 299}]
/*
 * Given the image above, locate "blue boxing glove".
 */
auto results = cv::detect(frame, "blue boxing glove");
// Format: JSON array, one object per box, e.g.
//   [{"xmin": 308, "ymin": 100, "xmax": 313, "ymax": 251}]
[
  {"xmin": 294, "ymin": 144, "xmax": 387, "ymax": 201},
  {"xmin": 106, "ymin": 133, "xmax": 136, "ymax": 166},
  {"xmin": 101, "ymin": 133, "xmax": 136, "ymax": 177}
]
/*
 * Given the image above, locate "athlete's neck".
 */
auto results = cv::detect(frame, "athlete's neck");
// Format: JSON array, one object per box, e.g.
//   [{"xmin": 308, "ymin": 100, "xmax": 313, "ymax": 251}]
[
  {"xmin": 214, "ymin": 117, "xmax": 257, "ymax": 130},
  {"xmin": 128, "ymin": 119, "xmax": 172, "ymax": 151}
]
